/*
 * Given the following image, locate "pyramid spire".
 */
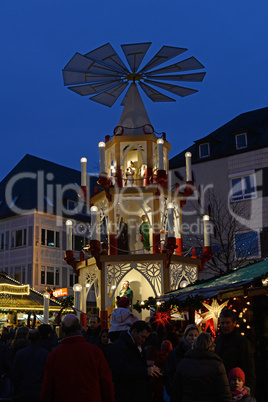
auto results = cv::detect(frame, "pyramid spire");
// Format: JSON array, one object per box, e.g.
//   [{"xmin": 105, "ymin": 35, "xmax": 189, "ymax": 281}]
[{"xmin": 118, "ymin": 83, "xmax": 152, "ymax": 135}]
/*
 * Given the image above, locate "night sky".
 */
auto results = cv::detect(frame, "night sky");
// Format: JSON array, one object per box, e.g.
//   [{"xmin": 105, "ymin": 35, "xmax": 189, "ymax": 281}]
[{"xmin": 1, "ymin": 0, "xmax": 267, "ymax": 181}]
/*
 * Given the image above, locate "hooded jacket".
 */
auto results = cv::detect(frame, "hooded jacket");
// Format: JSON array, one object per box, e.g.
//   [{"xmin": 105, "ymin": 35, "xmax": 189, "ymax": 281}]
[{"xmin": 109, "ymin": 308, "xmax": 138, "ymax": 333}]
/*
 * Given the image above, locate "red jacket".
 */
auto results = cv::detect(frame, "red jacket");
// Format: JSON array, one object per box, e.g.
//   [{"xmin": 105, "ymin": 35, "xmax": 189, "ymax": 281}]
[{"xmin": 41, "ymin": 335, "xmax": 115, "ymax": 402}]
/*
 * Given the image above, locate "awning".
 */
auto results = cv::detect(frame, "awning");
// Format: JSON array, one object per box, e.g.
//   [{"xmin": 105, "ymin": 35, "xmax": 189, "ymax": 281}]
[
  {"xmin": 0, "ymin": 272, "xmax": 62, "ymax": 312},
  {"xmin": 161, "ymin": 260, "xmax": 268, "ymax": 302}
]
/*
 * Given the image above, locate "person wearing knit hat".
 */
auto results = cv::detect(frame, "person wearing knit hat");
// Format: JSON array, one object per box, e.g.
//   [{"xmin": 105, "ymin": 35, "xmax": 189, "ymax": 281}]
[
  {"xmin": 164, "ymin": 324, "xmax": 199, "ymax": 397},
  {"xmin": 228, "ymin": 367, "xmax": 256, "ymax": 401},
  {"xmin": 108, "ymin": 296, "xmax": 138, "ymax": 343},
  {"xmin": 116, "ymin": 296, "xmax": 130, "ymax": 308}
]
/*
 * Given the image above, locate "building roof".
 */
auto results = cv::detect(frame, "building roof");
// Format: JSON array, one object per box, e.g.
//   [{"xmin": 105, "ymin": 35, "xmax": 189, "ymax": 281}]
[
  {"xmin": 0, "ymin": 271, "xmax": 62, "ymax": 311},
  {"xmin": 161, "ymin": 259, "xmax": 268, "ymax": 301},
  {"xmin": 0, "ymin": 154, "xmax": 98, "ymax": 219},
  {"xmin": 169, "ymin": 107, "xmax": 268, "ymax": 169}
]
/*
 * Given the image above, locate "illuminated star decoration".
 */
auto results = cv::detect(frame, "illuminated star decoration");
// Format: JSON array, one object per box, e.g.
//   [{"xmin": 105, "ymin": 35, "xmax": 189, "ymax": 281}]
[
  {"xmin": 150, "ymin": 311, "xmax": 171, "ymax": 329},
  {"xmin": 200, "ymin": 299, "xmax": 229, "ymax": 332}
]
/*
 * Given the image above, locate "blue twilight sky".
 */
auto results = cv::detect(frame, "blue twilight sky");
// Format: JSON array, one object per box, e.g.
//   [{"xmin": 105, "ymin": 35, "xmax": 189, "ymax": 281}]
[{"xmin": 0, "ymin": 0, "xmax": 268, "ymax": 181}]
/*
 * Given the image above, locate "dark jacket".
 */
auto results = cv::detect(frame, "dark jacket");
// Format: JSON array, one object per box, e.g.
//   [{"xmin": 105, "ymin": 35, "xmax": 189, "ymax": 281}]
[
  {"xmin": 83, "ymin": 325, "xmax": 101, "ymax": 345},
  {"xmin": 215, "ymin": 329, "xmax": 255, "ymax": 395},
  {"xmin": 171, "ymin": 349, "xmax": 232, "ymax": 402},
  {"xmin": 164, "ymin": 338, "xmax": 191, "ymax": 396},
  {"xmin": 11, "ymin": 343, "xmax": 49, "ymax": 398},
  {"xmin": 109, "ymin": 331, "xmax": 152, "ymax": 402}
]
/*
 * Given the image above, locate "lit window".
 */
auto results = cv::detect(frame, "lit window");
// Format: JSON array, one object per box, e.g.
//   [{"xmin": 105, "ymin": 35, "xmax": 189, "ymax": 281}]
[
  {"xmin": 236, "ymin": 133, "xmax": 247, "ymax": 149},
  {"xmin": 199, "ymin": 143, "xmax": 210, "ymax": 158},
  {"xmin": 235, "ymin": 231, "xmax": 259, "ymax": 258},
  {"xmin": 230, "ymin": 173, "xmax": 256, "ymax": 201}
]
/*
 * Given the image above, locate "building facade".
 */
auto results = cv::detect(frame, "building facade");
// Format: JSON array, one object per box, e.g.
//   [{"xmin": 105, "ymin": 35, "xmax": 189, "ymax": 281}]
[
  {"xmin": 0, "ymin": 154, "xmax": 97, "ymax": 301},
  {"xmin": 169, "ymin": 107, "xmax": 268, "ymax": 278}
]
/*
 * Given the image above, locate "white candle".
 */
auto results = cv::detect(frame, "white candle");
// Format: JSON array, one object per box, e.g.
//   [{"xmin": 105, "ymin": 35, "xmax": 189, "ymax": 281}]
[
  {"xmin": 203, "ymin": 215, "xmax": 210, "ymax": 246},
  {"xmin": 157, "ymin": 139, "xmax": 164, "ymax": 170},
  {"xmin": 43, "ymin": 292, "xmax": 50, "ymax": 324},
  {"xmin": 185, "ymin": 152, "xmax": 192, "ymax": 182},
  {"xmin": 168, "ymin": 203, "xmax": 174, "ymax": 237},
  {"xmin": 80, "ymin": 157, "xmax": 87, "ymax": 186},
  {"xmin": 66, "ymin": 220, "xmax": 73, "ymax": 250},
  {"xmin": 98, "ymin": 142, "xmax": 106, "ymax": 173},
  {"xmin": 73, "ymin": 283, "xmax": 82, "ymax": 321},
  {"xmin": 90, "ymin": 206, "xmax": 99, "ymax": 240}
]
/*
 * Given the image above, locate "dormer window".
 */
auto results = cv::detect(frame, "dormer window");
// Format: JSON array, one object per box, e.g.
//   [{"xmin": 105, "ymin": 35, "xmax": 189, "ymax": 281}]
[
  {"xmin": 236, "ymin": 133, "xmax": 247, "ymax": 149},
  {"xmin": 199, "ymin": 143, "xmax": 210, "ymax": 158}
]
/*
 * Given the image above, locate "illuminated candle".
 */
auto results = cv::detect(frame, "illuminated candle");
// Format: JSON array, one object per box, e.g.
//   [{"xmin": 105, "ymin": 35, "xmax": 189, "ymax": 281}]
[
  {"xmin": 91, "ymin": 206, "xmax": 99, "ymax": 240},
  {"xmin": 73, "ymin": 283, "xmax": 82, "ymax": 321},
  {"xmin": 168, "ymin": 203, "xmax": 174, "ymax": 237},
  {"xmin": 80, "ymin": 157, "xmax": 87, "ymax": 186},
  {"xmin": 203, "ymin": 215, "xmax": 210, "ymax": 246},
  {"xmin": 157, "ymin": 139, "xmax": 164, "ymax": 170},
  {"xmin": 185, "ymin": 152, "xmax": 192, "ymax": 182},
  {"xmin": 98, "ymin": 142, "xmax": 106, "ymax": 173},
  {"xmin": 66, "ymin": 220, "xmax": 73, "ymax": 250}
]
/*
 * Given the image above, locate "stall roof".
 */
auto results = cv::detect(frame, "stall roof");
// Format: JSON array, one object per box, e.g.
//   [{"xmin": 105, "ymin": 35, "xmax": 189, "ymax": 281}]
[
  {"xmin": 162, "ymin": 260, "xmax": 268, "ymax": 301},
  {"xmin": 0, "ymin": 272, "xmax": 62, "ymax": 311}
]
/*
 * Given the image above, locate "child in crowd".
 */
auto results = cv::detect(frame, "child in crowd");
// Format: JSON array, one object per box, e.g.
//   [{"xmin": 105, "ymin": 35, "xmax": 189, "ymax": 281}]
[{"xmin": 228, "ymin": 367, "xmax": 256, "ymax": 401}]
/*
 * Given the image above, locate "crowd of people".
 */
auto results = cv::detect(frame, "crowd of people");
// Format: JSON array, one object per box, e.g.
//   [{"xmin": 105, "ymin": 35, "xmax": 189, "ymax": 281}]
[{"xmin": 0, "ymin": 304, "xmax": 260, "ymax": 402}]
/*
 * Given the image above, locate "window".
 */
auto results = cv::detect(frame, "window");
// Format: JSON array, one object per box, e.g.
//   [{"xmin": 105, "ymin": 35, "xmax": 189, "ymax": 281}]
[
  {"xmin": 10, "ymin": 266, "xmax": 26, "ymax": 283},
  {"xmin": 41, "ymin": 229, "xmax": 60, "ymax": 247},
  {"xmin": 199, "ymin": 143, "xmax": 210, "ymax": 158},
  {"xmin": 10, "ymin": 229, "xmax": 27, "ymax": 248},
  {"xmin": 236, "ymin": 133, "xmax": 247, "ymax": 150},
  {"xmin": 74, "ymin": 235, "xmax": 85, "ymax": 251},
  {"xmin": 41, "ymin": 266, "xmax": 60, "ymax": 286},
  {"xmin": 69, "ymin": 269, "xmax": 78, "ymax": 288},
  {"xmin": 67, "ymin": 200, "xmax": 77, "ymax": 212},
  {"xmin": 230, "ymin": 173, "xmax": 256, "ymax": 201},
  {"xmin": 235, "ymin": 231, "xmax": 259, "ymax": 258},
  {"xmin": 0, "ymin": 233, "xmax": 4, "ymax": 250}
]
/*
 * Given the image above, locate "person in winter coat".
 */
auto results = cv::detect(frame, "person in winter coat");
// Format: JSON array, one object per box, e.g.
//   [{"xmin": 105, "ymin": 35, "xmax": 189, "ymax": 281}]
[
  {"xmin": 228, "ymin": 367, "xmax": 256, "ymax": 402},
  {"xmin": 215, "ymin": 309, "xmax": 255, "ymax": 395},
  {"xmin": 171, "ymin": 332, "xmax": 232, "ymax": 402},
  {"xmin": 84, "ymin": 314, "xmax": 102, "ymax": 345},
  {"xmin": 108, "ymin": 320, "xmax": 161, "ymax": 402},
  {"xmin": 164, "ymin": 324, "xmax": 199, "ymax": 397},
  {"xmin": 12, "ymin": 329, "xmax": 49, "ymax": 402},
  {"xmin": 41, "ymin": 314, "xmax": 115, "ymax": 402},
  {"xmin": 108, "ymin": 296, "xmax": 138, "ymax": 343}
]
